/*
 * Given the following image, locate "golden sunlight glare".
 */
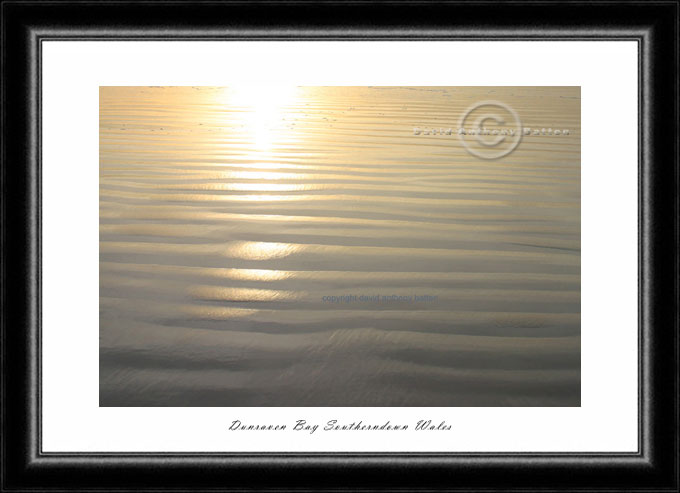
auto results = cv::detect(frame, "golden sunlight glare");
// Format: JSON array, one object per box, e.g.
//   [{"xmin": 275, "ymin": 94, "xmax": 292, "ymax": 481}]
[{"xmin": 222, "ymin": 85, "xmax": 299, "ymax": 151}]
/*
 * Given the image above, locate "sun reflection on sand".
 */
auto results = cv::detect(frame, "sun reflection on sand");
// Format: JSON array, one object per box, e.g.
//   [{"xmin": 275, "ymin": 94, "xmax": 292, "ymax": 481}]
[
  {"xmin": 225, "ymin": 241, "xmax": 301, "ymax": 260},
  {"xmin": 187, "ymin": 285, "xmax": 301, "ymax": 302},
  {"xmin": 220, "ymin": 85, "xmax": 300, "ymax": 152}
]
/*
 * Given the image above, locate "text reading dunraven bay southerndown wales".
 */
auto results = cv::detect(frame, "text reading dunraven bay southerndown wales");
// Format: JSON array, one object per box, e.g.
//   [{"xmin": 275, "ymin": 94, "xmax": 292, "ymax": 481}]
[{"xmin": 228, "ymin": 420, "xmax": 452, "ymax": 434}]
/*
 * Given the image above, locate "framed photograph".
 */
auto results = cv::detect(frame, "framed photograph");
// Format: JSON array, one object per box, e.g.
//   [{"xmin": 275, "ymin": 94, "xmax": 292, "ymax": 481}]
[{"xmin": 2, "ymin": 1, "xmax": 678, "ymax": 491}]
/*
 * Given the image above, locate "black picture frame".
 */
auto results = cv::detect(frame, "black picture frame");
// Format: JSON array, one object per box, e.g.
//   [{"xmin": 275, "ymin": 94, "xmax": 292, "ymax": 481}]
[{"xmin": 1, "ymin": 1, "xmax": 678, "ymax": 491}]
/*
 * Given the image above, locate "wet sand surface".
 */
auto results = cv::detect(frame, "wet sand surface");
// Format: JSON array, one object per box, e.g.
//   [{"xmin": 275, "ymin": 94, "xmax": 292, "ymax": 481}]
[{"xmin": 100, "ymin": 86, "xmax": 580, "ymax": 406}]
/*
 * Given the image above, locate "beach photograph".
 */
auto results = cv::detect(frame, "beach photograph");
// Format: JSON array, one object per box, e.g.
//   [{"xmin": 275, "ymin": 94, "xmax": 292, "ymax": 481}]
[{"xmin": 99, "ymin": 86, "xmax": 581, "ymax": 407}]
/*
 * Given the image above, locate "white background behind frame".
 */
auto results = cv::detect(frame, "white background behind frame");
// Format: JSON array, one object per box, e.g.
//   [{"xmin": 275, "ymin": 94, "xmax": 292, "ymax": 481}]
[{"xmin": 41, "ymin": 41, "xmax": 638, "ymax": 452}]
